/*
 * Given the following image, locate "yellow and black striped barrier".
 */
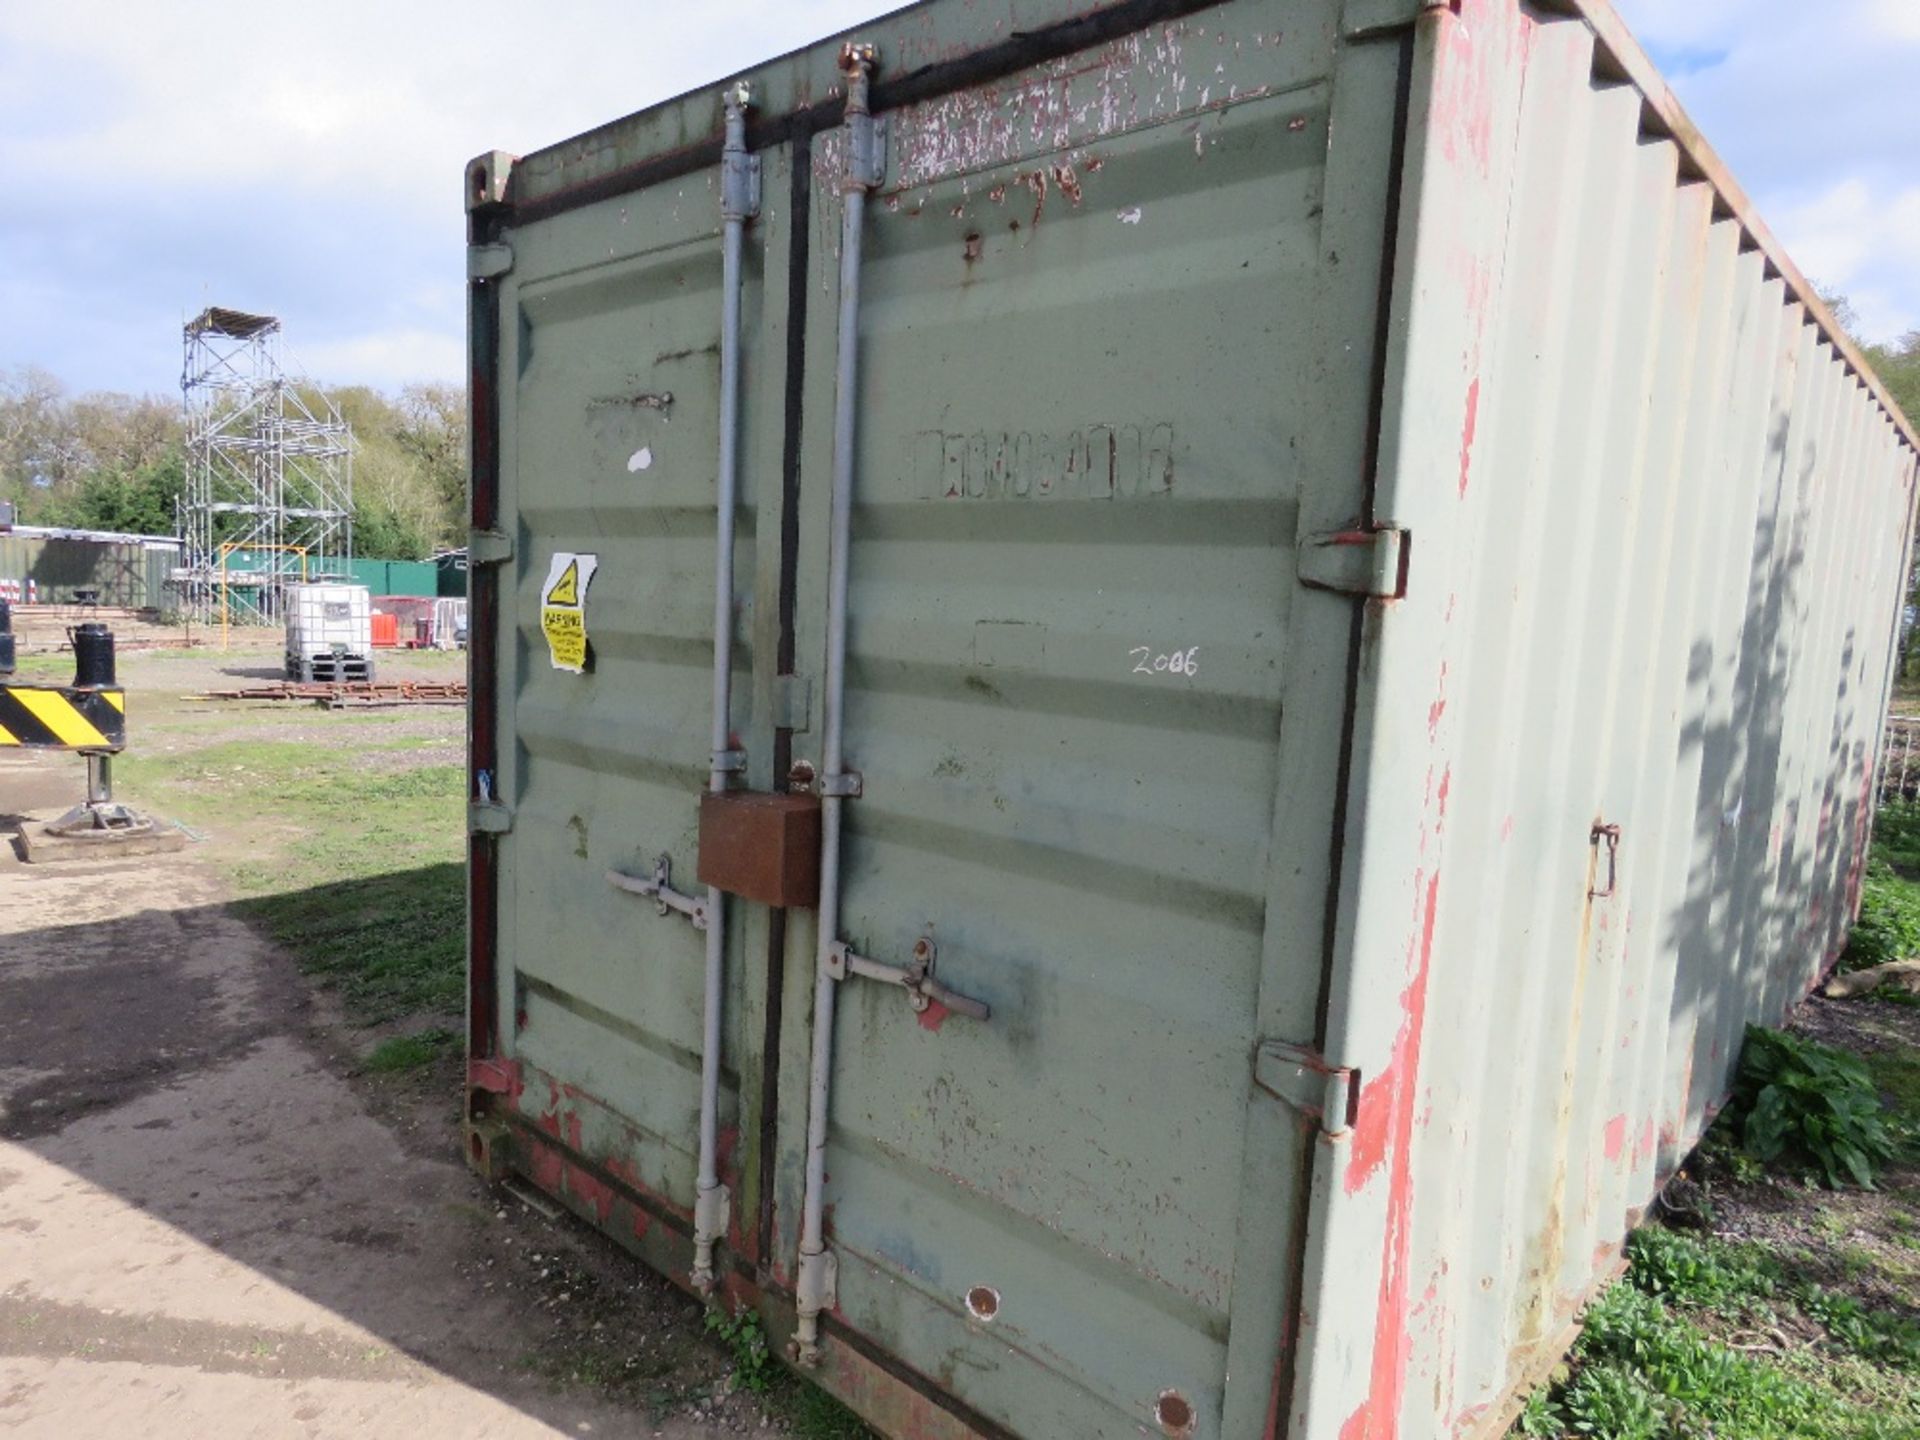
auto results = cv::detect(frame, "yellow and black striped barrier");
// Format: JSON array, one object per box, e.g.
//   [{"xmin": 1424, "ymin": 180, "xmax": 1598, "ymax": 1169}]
[{"xmin": 0, "ymin": 685, "xmax": 127, "ymax": 751}]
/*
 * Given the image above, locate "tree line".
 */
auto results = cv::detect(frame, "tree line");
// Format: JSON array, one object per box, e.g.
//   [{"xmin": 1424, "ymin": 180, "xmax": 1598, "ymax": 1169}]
[{"xmin": 0, "ymin": 367, "xmax": 467, "ymax": 560}]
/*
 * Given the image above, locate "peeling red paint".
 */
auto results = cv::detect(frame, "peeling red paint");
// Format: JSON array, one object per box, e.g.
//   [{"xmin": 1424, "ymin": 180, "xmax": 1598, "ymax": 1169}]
[
  {"xmin": 467, "ymin": 1057, "xmax": 522, "ymax": 1097},
  {"xmin": 1339, "ymin": 869, "xmax": 1441, "ymax": 1440},
  {"xmin": 529, "ymin": 1139, "xmax": 564, "ymax": 1193},
  {"xmin": 917, "ymin": 998, "xmax": 953, "ymax": 1032},
  {"xmin": 567, "ymin": 1161, "xmax": 617, "ymax": 1224},
  {"xmin": 1431, "ymin": 1, "xmax": 1496, "ymax": 175},
  {"xmin": 1602, "ymin": 1114, "xmax": 1628, "ymax": 1162},
  {"xmin": 1634, "ymin": 1119, "xmax": 1657, "ymax": 1169},
  {"xmin": 1457, "ymin": 379, "xmax": 1481, "ymax": 497}
]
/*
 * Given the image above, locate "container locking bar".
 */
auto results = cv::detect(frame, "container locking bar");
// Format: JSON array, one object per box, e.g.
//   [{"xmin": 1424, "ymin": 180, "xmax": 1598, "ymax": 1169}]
[
  {"xmin": 606, "ymin": 857, "xmax": 709, "ymax": 931},
  {"xmin": 684, "ymin": 78, "xmax": 761, "ymax": 1296},
  {"xmin": 794, "ymin": 39, "xmax": 882, "ymax": 1369},
  {"xmin": 826, "ymin": 938, "xmax": 991, "ymax": 1022}
]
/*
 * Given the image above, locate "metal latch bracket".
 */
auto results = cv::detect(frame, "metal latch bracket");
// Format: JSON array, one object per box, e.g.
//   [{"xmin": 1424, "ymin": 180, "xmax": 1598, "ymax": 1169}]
[
  {"xmin": 1298, "ymin": 526, "xmax": 1409, "ymax": 600},
  {"xmin": 1254, "ymin": 1040, "xmax": 1357, "ymax": 1136},
  {"xmin": 817, "ymin": 770, "xmax": 862, "ymax": 798},
  {"xmin": 468, "ymin": 528, "xmax": 514, "ymax": 565},
  {"xmin": 467, "ymin": 243, "xmax": 514, "ymax": 280},
  {"xmin": 607, "ymin": 856, "xmax": 710, "ymax": 931},
  {"xmin": 468, "ymin": 801, "xmax": 513, "ymax": 834},
  {"xmin": 828, "ymin": 938, "xmax": 991, "ymax": 1022}
]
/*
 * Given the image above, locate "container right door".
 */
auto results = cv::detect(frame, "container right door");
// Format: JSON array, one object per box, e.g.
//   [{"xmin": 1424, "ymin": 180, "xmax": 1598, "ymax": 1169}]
[{"xmin": 775, "ymin": 8, "xmax": 1410, "ymax": 1436}]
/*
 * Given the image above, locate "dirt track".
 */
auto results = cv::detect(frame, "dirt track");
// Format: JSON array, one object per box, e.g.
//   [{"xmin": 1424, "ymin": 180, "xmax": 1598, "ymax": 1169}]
[{"xmin": 0, "ymin": 746, "xmax": 739, "ymax": 1438}]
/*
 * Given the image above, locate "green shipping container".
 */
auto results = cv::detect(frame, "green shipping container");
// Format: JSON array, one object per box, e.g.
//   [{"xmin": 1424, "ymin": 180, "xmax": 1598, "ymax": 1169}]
[
  {"xmin": 0, "ymin": 531, "xmax": 179, "ymax": 609},
  {"xmin": 462, "ymin": 2, "xmax": 1919, "ymax": 1436},
  {"xmin": 346, "ymin": 558, "xmax": 439, "ymax": 597}
]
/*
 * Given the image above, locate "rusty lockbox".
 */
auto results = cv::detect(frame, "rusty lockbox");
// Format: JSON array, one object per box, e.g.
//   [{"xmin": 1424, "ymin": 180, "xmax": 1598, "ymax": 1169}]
[{"xmin": 697, "ymin": 790, "xmax": 821, "ymax": 908}]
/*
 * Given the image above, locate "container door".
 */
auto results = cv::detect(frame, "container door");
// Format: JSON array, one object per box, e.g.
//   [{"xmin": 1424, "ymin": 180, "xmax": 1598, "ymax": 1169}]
[
  {"xmin": 776, "ymin": 11, "xmax": 1406, "ymax": 1437},
  {"xmin": 480, "ymin": 140, "xmax": 797, "ymax": 1269}
]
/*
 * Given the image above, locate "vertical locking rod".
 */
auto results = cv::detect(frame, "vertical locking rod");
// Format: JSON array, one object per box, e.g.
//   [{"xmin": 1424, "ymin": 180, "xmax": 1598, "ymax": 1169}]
[
  {"xmin": 794, "ymin": 40, "xmax": 879, "ymax": 1366},
  {"xmin": 692, "ymin": 79, "xmax": 758, "ymax": 1294}
]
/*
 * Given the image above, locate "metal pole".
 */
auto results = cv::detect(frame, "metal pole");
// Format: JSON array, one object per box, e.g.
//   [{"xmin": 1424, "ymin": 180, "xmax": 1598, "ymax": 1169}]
[
  {"xmin": 795, "ymin": 40, "xmax": 878, "ymax": 1367},
  {"xmin": 691, "ymin": 80, "xmax": 758, "ymax": 1295}
]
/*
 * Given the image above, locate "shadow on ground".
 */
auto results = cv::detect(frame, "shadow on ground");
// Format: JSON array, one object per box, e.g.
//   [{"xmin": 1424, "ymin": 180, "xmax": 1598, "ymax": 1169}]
[{"xmin": 0, "ymin": 847, "xmax": 741, "ymax": 1438}]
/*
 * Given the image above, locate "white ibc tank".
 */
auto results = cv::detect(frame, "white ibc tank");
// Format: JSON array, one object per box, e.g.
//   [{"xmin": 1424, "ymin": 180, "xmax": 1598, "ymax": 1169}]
[{"xmin": 283, "ymin": 582, "xmax": 374, "ymax": 682}]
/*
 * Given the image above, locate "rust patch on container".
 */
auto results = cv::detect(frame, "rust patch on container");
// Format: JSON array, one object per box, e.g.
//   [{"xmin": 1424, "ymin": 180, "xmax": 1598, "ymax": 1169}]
[
  {"xmin": 811, "ymin": 1330, "xmax": 1004, "ymax": 1440},
  {"xmin": 1155, "ymin": 1390, "xmax": 1195, "ymax": 1437}
]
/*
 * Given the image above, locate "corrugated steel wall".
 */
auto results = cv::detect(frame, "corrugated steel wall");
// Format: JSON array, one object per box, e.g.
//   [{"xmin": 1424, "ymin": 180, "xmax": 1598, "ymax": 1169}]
[{"xmin": 1312, "ymin": 1, "xmax": 1920, "ymax": 1435}]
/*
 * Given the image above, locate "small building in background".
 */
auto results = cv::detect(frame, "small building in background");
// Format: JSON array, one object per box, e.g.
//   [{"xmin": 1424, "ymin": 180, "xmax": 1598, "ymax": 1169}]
[{"xmin": 0, "ymin": 525, "xmax": 183, "ymax": 611}]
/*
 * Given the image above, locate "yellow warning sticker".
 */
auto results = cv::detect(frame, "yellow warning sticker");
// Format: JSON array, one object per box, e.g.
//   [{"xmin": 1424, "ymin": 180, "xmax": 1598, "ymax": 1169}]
[{"xmin": 540, "ymin": 552, "xmax": 599, "ymax": 673}]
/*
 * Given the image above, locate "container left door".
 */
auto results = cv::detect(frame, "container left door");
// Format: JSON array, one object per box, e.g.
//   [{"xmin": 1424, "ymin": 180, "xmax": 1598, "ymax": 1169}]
[{"xmin": 468, "ymin": 137, "xmax": 798, "ymax": 1281}]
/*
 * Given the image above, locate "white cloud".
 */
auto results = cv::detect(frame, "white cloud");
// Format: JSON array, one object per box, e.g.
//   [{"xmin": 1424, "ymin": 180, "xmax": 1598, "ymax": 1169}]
[
  {"xmin": 1771, "ymin": 180, "xmax": 1920, "ymax": 341},
  {"xmin": 2, "ymin": 0, "xmax": 1916, "ymax": 387},
  {"xmin": 1612, "ymin": 0, "xmax": 1762, "ymax": 51},
  {"xmin": 1614, "ymin": 0, "xmax": 1920, "ymax": 344},
  {"xmin": 293, "ymin": 329, "xmax": 467, "ymax": 391},
  {"xmin": 1870, "ymin": 0, "xmax": 1920, "ymax": 40},
  {"xmin": 0, "ymin": 2, "xmax": 878, "ymax": 209}
]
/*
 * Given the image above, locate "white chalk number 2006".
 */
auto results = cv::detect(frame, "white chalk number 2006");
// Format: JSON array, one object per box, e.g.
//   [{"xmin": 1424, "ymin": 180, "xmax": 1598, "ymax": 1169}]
[{"xmin": 1130, "ymin": 645, "xmax": 1200, "ymax": 678}]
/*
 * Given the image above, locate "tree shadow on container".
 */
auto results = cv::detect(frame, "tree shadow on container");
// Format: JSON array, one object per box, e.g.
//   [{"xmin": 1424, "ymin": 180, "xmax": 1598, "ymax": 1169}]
[{"xmin": 1662, "ymin": 410, "xmax": 1885, "ymax": 1170}]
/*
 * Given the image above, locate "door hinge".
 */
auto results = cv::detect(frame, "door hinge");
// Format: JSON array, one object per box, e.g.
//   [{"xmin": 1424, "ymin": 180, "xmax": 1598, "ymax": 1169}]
[
  {"xmin": 468, "ymin": 801, "xmax": 513, "ymax": 834},
  {"xmin": 775, "ymin": 674, "xmax": 812, "ymax": 732},
  {"xmin": 467, "ymin": 242, "xmax": 514, "ymax": 280},
  {"xmin": 1298, "ymin": 526, "xmax": 1409, "ymax": 600},
  {"xmin": 1254, "ymin": 1040, "xmax": 1356, "ymax": 1136},
  {"xmin": 468, "ymin": 528, "xmax": 514, "ymax": 565}
]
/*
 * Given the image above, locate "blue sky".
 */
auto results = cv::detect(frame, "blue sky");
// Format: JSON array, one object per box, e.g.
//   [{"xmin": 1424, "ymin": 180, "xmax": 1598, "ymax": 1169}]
[{"xmin": 1, "ymin": 0, "xmax": 1913, "ymax": 398}]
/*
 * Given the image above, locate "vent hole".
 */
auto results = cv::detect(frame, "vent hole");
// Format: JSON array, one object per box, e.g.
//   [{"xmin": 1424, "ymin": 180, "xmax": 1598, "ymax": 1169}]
[
  {"xmin": 1156, "ymin": 1390, "xmax": 1194, "ymax": 1435},
  {"xmin": 964, "ymin": 1285, "xmax": 999, "ymax": 1321}
]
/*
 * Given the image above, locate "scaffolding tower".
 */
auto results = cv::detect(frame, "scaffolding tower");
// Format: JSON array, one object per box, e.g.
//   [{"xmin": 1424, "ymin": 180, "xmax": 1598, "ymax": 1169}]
[{"xmin": 178, "ymin": 307, "xmax": 352, "ymax": 623}]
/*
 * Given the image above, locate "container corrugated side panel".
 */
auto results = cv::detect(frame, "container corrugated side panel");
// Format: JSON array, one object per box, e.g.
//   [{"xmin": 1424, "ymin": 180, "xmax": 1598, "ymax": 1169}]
[{"xmin": 1318, "ymin": 1, "xmax": 1920, "ymax": 1436}]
